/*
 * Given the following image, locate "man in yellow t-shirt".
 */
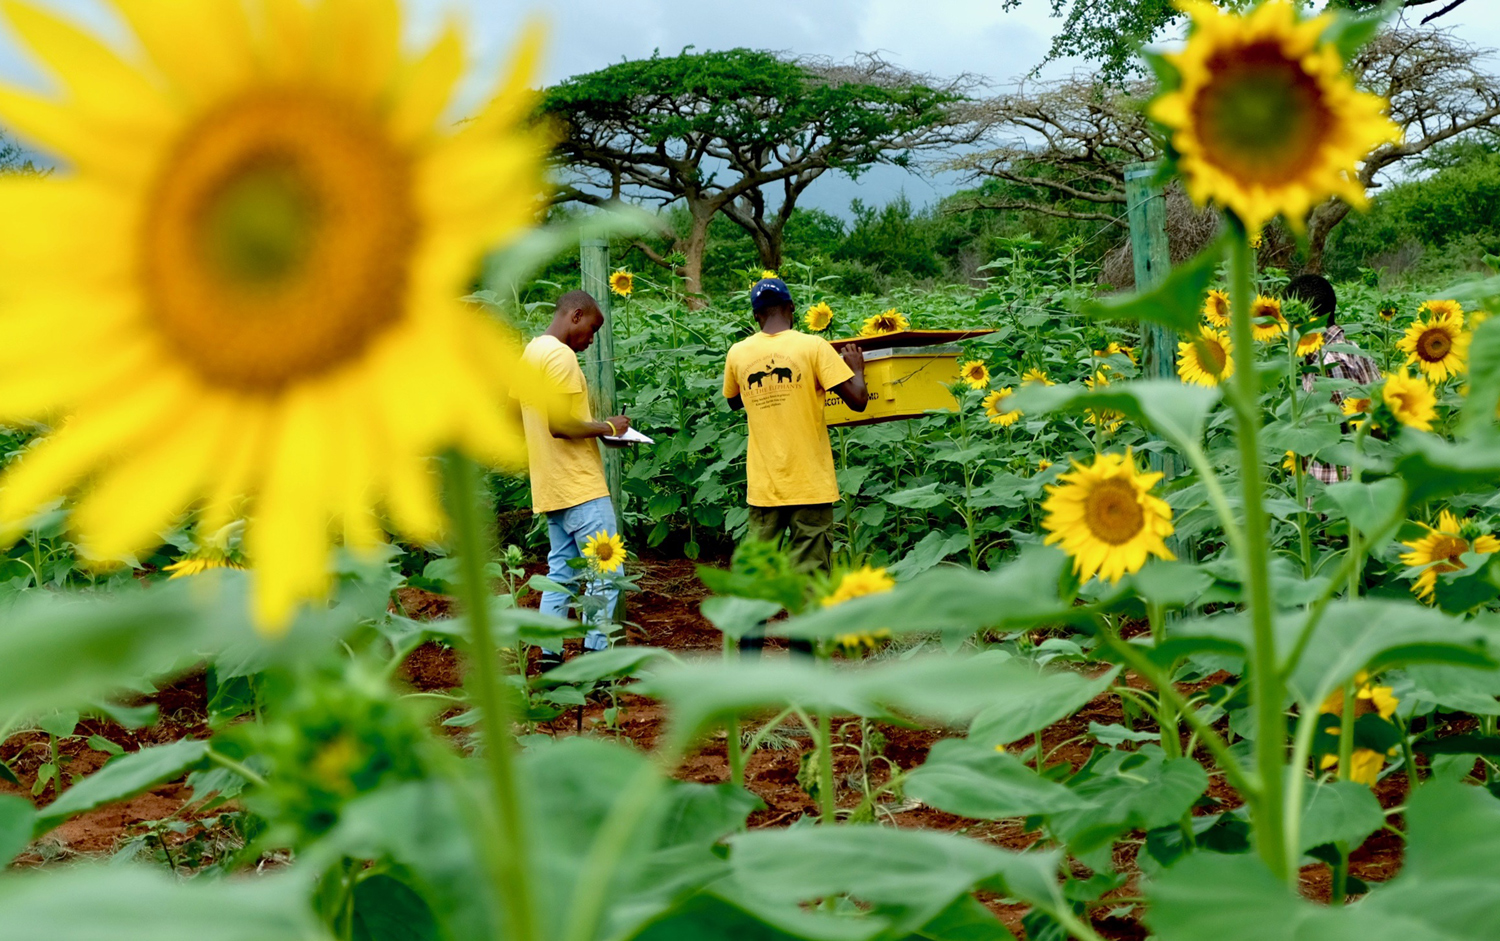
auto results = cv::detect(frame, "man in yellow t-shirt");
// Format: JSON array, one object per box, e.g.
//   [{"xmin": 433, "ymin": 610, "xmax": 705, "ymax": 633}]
[
  {"xmin": 515, "ymin": 290, "xmax": 631, "ymax": 669},
  {"xmin": 724, "ymin": 278, "xmax": 868, "ymax": 653}
]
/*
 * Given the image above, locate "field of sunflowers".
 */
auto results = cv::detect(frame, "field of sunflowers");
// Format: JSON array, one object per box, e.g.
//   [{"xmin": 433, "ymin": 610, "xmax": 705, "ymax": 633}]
[{"xmin": 9, "ymin": 2, "xmax": 1500, "ymax": 941}]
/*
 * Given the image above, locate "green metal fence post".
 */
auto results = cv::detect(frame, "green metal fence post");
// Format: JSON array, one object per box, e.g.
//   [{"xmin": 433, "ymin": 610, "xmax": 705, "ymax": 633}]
[
  {"xmin": 1124, "ymin": 162, "xmax": 1177, "ymax": 481},
  {"xmin": 580, "ymin": 238, "xmax": 623, "ymax": 528}
]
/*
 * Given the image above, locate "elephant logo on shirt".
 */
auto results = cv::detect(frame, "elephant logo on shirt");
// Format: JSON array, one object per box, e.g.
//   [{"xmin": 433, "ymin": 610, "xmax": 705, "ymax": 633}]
[{"xmin": 748, "ymin": 366, "xmax": 795, "ymax": 387}]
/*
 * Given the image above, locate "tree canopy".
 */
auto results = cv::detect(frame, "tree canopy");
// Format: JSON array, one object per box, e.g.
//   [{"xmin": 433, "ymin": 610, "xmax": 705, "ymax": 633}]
[
  {"xmin": 1012, "ymin": 0, "xmax": 1476, "ymax": 81},
  {"xmin": 541, "ymin": 48, "xmax": 978, "ymax": 302}
]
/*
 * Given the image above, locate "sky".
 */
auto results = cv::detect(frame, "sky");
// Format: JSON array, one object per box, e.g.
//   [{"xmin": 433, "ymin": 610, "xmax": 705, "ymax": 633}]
[{"xmin": 1, "ymin": 0, "xmax": 1498, "ymax": 217}]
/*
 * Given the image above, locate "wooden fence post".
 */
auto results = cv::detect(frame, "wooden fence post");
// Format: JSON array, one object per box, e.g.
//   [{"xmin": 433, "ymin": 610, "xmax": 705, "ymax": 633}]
[
  {"xmin": 1124, "ymin": 162, "xmax": 1177, "ymax": 482},
  {"xmin": 580, "ymin": 238, "xmax": 623, "ymax": 528}
]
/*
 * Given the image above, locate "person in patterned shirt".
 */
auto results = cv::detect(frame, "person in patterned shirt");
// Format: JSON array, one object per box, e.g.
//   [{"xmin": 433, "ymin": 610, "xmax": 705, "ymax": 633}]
[{"xmin": 1290, "ymin": 274, "xmax": 1380, "ymax": 484}]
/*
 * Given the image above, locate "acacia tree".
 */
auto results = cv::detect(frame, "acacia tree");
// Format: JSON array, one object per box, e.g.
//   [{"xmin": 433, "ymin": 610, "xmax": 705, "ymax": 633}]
[
  {"xmin": 541, "ymin": 49, "xmax": 979, "ymax": 302},
  {"xmin": 946, "ymin": 28, "xmax": 1500, "ymax": 275},
  {"xmin": 1012, "ymin": 0, "xmax": 1476, "ymax": 81}
]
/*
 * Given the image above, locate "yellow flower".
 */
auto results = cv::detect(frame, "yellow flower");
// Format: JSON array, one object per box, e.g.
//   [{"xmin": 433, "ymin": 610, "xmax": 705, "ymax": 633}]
[
  {"xmin": 859, "ymin": 309, "xmax": 909, "ymax": 337},
  {"xmin": 1094, "ymin": 342, "xmax": 1137, "ymax": 364},
  {"xmin": 804, "ymin": 301, "xmax": 833, "ymax": 332},
  {"xmin": 761, "ymin": 269, "xmax": 779, "ymax": 280},
  {"xmin": 1042, "ymin": 451, "xmax": 1175, "ymax": 584},
  {"xmin": 836, "ymin": 628, "xmax": 893, "ymax": 651},
  {"xmin": 1147, "ymin": 0, "xmax": 1402, "ymax": 234},
  {"xmin": 0, "ymin": 1, "xmax": 550, "ymax": 630},
  {"xmin": 1282, "ymin": 451, "xmax": 1298, "ymax": 473},
  {"xmin": 1382, "ymin": 370, "xmax": 1438, "ymax": 432},
  {"xmin": 1037, "ymin": 458, "xmax": 1054, "ymax": 473},
  {"xmin": 1083, "ymin": 369, "xmax": 1124, "ymax": 433},
  {"xmin": 1400, "ymin": 509, "xmax": 1500, "ymax": 602},
  {"xmin": 1202, "ymin": 289, "xmax": 1231, "ymax": 328},
  {"xmin": 1472, "ymin": 310, "xmax": 1492, "ymax": 329},
  {"xmin": 164, "ymin": 553, "xmax": 244, "ymax": 579},
  {"xmin": 609, "ymin": 270, "xmax": 634, "ymax": 297},
  {"xmin": 1320, "ymin": 672, "xmax": 1399, "ymax": 720},
  {"xmin": 1295, "ymin": 330, "xmax": 1325, "ymax": 356},
  {"xmin": 1341, "ymin": 396, "xmax": 1372, "ymax": 417},
  {"xmin": 1418, "ymin": 299, "xmax": 1464, "ymax": 326},
  {"xmin": 1176, "ymin": 326, "xmax": 1234, "ymax": 387},
  {"xmin": 823, "ymin": 565, "xmax": 895, "ymax": 607},
  {"xmin": 983, "ymin": 388, "xmax": 1021, "ymax": 427},
  {"xmin": 1251, "ymin": 296, "xmax": 1289, "ymax": 341},
  {"xmin": 1359, "ymin": 683, "xmax": 1399, "ymax": 720},
  {"xmin": 960, "ymin": 360, "xmax": 991, "ymax": 390},
  {"xmin": 1397, "ymin": 315, "xmax": 1469, "ymax": 382},
  {"xmin": 1377, "ymin": 304, "xmax": 1397, "ymax": 323},
  {"xmin": 1022, "ymin": 367, "xmax": 1055, "ymax": 386},
  {"xmin": 582, "ymin": 530, "xmax": 627, "ymax": 574}
]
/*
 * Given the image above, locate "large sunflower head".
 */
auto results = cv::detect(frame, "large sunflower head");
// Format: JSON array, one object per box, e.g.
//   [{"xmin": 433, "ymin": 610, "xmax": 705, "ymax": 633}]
[
  {"xmin": 1381, "ymin": 370, "xmax": 1437, "ymax": 432},
  {"xmin": 1400, "ymin": 510, "xmax": 1500, "ymax": 602},
  {"xmin": 609, "ymin": 270, "xmax": 634, "ymax": 297},
  {"xmin": 0, "ymin": 1, "xmax": 552, "ymax": 629},
  {"xmin": 1176, "ymin": 326, "xmax": 1234, "ymax": 387},
  {"xmin": 804, "ymin": 301, "xmax": 833, "ymax": 332},
  {"xmin": 960, "ymin": 360, "xmax": 991, "ymax": 389},
  {"xmin": 983, "ymin": 388, "xmax": 1021, "ymax": 427},
  {"xmin": 1250, "ymin": 295, "xmax": 1289, "ymax": 341},
  {"xmin": 859, "ymin": 309, "xmax": 909, "ymax": 338},
  {"xmin": 1397, "ymin": 315, "xmax": 1469, "ymax": 382},
  {"xmin": 582, "ymin": 530, "xmax": 627, "ymax": 574},
  {"xmin": 1202, "ymin": 288, "xmax": 1231, "ymax": 327},
  {"xmin": 1042, "ymin": 451, "xmax": 1176, "ymax": 584},
  {"xmin": 1148, "ymin": 0, "xmax": 1402, "ymax": 234}
]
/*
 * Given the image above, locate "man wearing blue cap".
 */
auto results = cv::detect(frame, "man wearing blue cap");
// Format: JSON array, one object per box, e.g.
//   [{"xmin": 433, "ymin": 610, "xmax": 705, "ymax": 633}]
[{"xmin": 724, "ymin": 278, "xmax": 868, "ymax": 654}]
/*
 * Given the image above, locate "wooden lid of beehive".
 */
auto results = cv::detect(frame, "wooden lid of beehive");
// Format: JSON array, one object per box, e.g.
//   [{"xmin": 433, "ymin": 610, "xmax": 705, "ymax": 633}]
[{"xmin": 828, "ymin": 328, "xmax": 995, "ymax": 352}]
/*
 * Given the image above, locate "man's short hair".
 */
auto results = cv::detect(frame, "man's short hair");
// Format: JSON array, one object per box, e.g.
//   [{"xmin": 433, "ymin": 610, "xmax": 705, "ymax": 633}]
[
  {"xmin": 1286, "ymin": 274, "xmax": 1337, "ymax": 326},
  {"xmin": 555, "ymin": 289, "xmax": 599, "ymax": 317}
]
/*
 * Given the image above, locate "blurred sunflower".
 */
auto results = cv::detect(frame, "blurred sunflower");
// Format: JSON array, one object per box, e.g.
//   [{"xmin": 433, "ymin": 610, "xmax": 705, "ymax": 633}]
[
  {"xmin": 0, "ymin": 0, "xmax": 551, "ymax": 629},
  {"xmin": 1295, "ymin": 330, "xmax": 1325, "ymax": 356},
  {"xmin": 1093, "ymin": 342, "xmax": 1137, "ymax": 364},
  {"xmin": 1397, "ymin": 315, "xmax": 1468, "ymax": 382},
  {"xmin": 761, "ymin": 269, "xmax": 779, "ymax": 280},
  {"xmin": 1251, "ymin": 296, "xmax": 1289, "ymax": 341},
  {"xmin": 609, "ymin": 270, "xmax": 634, "ymax": 297},
  {"xmin": 1282, "ymin": 451, "xmax": 1298, "ymax": 473},
  {"xmin": 1176, "ymin": 326, "xmax": 1234, "ymax": 387},
  {"xmin": 1042, "ymin": 451, "xmax": 1175, "ymax": 584},
  {"xmin": 1021, "ymin": 367, "xmax": 1055, "ymax": 386},
  {"xmin": 983, "ymin": 388, "xmax": 1021, "ymax": 427},
  {"xmin": 1202, "ymin": 289, "xmax": 1231, "ymax": 328},
  {"xmin": 582, "ymin": 530, "xmax": 626, "ymax": 574},
  {"xmin": 959, "ymin": 360, "xmax": 991, "ymax": 389},
  {"xmin": 1037, "ymin": 458, "xmax": 1054, "ymax": 473},
  {"xmin": 804, "ymin": 301, "xmax": 833, "ymax": 332},
  {"xmin": 859, "ymin": 309, "xmax": 909, "ymax": 337},
  {"xmin": 1418, "ymin": 299, "xmax": 1464, "ymax": 325},
  {"xmin": 1083, "ymin": 369, "xmax": 1124, "ymax": 433},
  {"xmin": 1147, "ymin": 0, "xmax": 1401, "ymax": 234},
  {"xmin": 823, "ymin": 565, "xmax": 895, "ymax": 607},
  {"xmin": 1382, "ymin": 370, "xmax": 1437, "ymax": 431},
  {"xmin": 164, "ymin": 552, "xmax": 245, "ymax": 579},
  {"xmin": 1340, "ymin": 395, "xmax": 1373, "ymax": 431},
  {"xmin": 1377, "ymin": 304, "xmax": 1397, "ymax": 323},
  {"xmin": 1400, "ymin": 509, "xmax": 1500, "ymax": 602}
]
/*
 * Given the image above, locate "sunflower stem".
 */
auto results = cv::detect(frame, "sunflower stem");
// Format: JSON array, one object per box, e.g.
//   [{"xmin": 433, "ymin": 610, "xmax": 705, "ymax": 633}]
[
  {"xmin": 443, "ymin": 454, "xmax": 538, "ymax": 941},
  {"xmin": 1225, "ymin": 227, "xmax": 1291, "ymax": 883}
]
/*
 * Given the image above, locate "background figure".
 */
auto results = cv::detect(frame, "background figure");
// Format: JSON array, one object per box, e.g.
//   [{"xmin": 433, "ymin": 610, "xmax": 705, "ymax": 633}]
[
  {"xmin": 1290, "ymin": 273, "xmax": 1380, "ymax": 484},
  {"xmin": 514, "ymin": 290, "xmax": 632, "ymax": 670},
  {"xmin": 723, "ymin": 278, "xmax": 869, "ymax": 654}
]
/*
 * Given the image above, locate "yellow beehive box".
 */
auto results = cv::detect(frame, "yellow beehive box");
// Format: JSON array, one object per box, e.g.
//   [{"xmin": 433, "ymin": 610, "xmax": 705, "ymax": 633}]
[
  {"xmin": 824, "ymin": 345, "xmax": 962, "ymax": 427},
  {"xmin": 823, "ymin": 329, "xmax": 994, "ymax": 428}
]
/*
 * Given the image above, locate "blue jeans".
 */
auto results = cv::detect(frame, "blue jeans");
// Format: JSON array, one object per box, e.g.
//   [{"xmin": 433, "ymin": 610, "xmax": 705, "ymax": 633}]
[{"xmin": 541, "ymin": 495, "xmax": 620, "ymax": 654}]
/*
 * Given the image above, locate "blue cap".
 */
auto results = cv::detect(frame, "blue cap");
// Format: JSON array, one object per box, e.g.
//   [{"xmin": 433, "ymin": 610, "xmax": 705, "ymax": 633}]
[{"xmin": 751, "ymin": 277, "xmax": 794, "ymax": 312}]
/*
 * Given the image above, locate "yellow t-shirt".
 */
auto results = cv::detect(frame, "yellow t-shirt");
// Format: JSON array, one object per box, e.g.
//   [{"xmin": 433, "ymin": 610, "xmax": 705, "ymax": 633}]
[
  {"xmin": 723, "ymin": 330, "xmax": 854, "ymax": 507},
  {"xmin": 515, "ymin": 335, "xmax": 610, "ymax": 514}
]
